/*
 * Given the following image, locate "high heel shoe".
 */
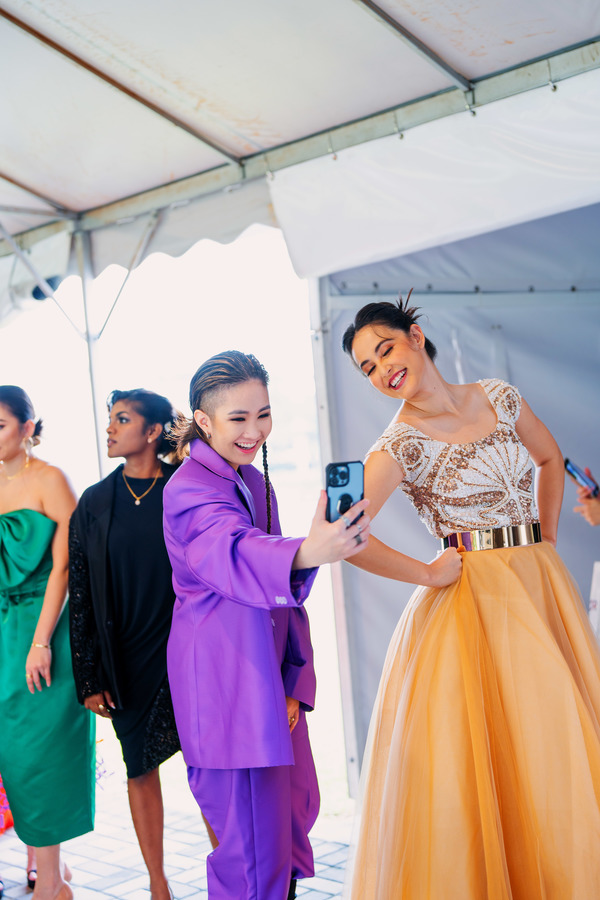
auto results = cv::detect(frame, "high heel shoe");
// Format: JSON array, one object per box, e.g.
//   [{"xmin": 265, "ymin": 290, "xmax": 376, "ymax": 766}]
[{"xmin": 27, "ymin": 869, "xmax": 37, "ymax": 891}]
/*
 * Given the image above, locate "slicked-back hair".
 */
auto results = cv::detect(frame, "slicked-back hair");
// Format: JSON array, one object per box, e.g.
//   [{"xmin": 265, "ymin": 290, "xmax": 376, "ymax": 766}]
[
  {"xmin": 342, "ymin": 290, "xmax": 437, "ymax": 363},
  {"xmin": 107, "ymin": 388, "xmax": 177, "ymax": 458},
  {"xmin": 175, "ymin": 350, "xmax": 273, "ymax": 533},
  {"xmin": 0, "ymin": 384, "xmax": 43, "ymax": 444}
]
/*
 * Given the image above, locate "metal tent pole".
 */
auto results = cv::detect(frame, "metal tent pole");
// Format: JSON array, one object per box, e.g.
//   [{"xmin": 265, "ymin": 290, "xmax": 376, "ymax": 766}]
[
  {"xmin": 74, "ymin": 230, "xmax": 104, "ymax": 479},
  {"xmin": 309, "ymin": 276, "xmax": 361, "ymax": 796}
]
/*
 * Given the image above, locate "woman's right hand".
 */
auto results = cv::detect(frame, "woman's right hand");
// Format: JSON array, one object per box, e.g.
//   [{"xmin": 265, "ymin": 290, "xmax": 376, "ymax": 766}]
[
  {"xmin": 293, "ymin": 492, "xmax": 371, "ymax": 569},
  {"xmin": 84, "ymin": 691, "xmax": 115, "ymax": 718},
  {"xmin": 424, "ymin": 547, "xmax": 463, "ymax": 587}
]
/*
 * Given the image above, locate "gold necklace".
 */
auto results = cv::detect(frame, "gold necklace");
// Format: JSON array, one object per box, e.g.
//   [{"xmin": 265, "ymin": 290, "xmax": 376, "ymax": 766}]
[
  {"xmin": 0, "ymin": 454, "xmax": 30, "ymax": 481},
  {"xmin": 122, "ymin": 465, "xmax": 162, "ymax": 506}
]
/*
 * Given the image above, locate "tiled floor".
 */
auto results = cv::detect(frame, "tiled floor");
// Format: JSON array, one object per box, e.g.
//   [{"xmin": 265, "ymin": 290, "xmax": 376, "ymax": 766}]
[
  {"xmin": 0, "ymin": 814, "xmax": 349, "ymax": 900},
  {"xmin": 0, "ymin": 730, "xmax": 350, "ymax": 900}
]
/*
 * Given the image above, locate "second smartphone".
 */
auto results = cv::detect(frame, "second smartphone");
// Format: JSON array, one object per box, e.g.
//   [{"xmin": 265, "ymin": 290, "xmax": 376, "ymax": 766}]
[{"xmin": 564, "ymin": 458, "xmax": 599, "ymax": 497}]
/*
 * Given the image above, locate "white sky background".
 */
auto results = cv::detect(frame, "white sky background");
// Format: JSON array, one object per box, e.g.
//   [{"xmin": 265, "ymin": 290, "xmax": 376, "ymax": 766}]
[
  {"xmin": 0, "ymin": 223, "xmax": 354, "ymax": 832},
  {"xmin": 2, "ymin": 224, "xmax": 319, "ymax": 495}
]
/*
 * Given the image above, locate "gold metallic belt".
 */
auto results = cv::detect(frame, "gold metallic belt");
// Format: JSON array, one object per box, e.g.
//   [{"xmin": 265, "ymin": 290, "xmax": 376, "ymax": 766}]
[{"xmin": 441, "ymin": 522, "xmax": 542, "ymax": 552}]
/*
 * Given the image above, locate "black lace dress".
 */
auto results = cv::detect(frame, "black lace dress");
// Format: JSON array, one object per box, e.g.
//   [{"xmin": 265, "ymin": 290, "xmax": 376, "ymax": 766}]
[{"xmin": 69, "ymin": 466, "xmax": 180, "ymax": 778}]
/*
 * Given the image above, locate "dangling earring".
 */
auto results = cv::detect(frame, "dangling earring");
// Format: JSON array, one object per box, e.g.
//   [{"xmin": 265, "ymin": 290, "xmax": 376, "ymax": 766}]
[
  {"xmin": 206, "ymin": 433, "xmax": 211, "ymax": 440},
  {"xmin": 25, "ymin": 436, "xmax": 34, "ymax": 456}
]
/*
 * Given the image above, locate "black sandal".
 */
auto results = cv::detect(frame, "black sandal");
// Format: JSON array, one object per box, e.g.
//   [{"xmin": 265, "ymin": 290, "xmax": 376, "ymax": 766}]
[{"xmin": 27, "ymin": 869, "xmax": 37, "ymax": 891}]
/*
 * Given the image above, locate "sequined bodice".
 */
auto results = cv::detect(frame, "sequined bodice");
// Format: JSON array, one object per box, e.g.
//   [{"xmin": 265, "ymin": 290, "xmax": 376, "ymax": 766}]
[{"xmin": 369, "ymin": 379, "xmax": 539, "ymax": 538}]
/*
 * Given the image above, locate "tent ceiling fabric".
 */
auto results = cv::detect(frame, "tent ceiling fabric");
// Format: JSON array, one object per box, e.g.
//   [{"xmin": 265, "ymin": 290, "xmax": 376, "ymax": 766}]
[
  {"xmin": 0, "ymin": 0, "xmax": 599, "ymax": 296},
  {"xmin": 270, "ymin": 68, "xmax": 600, "ymax": 277}
]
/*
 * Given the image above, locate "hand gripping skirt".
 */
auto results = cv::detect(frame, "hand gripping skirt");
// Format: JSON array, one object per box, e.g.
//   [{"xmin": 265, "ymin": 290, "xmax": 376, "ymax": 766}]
[{"xmin": 348, "ymin": 542, "xmax": 600, "ymax": 900}]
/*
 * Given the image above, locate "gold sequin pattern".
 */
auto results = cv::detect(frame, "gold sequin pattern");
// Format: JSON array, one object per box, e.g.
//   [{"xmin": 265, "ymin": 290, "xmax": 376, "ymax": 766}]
[{"xmin": 369, "ymin": 379, "xmax": 539, "ymax": 538}]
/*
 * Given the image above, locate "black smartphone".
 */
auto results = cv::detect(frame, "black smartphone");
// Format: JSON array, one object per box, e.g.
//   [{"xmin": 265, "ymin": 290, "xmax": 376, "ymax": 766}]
[
  {"xmin": 325, "ymin": 461, "xmax": 364, "ymax": 523},
  {"xmin": 564, "ymin": 458, "xmax": 599, "ymax": 497}
]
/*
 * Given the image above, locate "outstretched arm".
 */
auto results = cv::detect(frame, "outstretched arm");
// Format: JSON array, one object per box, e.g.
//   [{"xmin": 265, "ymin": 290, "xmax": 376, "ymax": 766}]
[
  {"xmin": 515, "ymin": 398, "xmax": 563, "ymax": 546},
  {"xmin": 347, "ymin": 450, "xmax": 462, "ymax": 588}
]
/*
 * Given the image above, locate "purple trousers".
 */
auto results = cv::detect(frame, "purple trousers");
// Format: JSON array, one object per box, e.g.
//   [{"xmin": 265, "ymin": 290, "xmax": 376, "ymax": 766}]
[{"xmin": 187, "ymin": 713, "xmax": 320, "ymax": 900}]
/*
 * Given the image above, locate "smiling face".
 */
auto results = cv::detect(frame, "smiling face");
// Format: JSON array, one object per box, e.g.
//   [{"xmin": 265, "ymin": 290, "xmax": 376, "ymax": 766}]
[
  {"xmin": 194, "ymin": 379, "xmax": 272, "ymax": 470},
  {"xmin": 106, "ymin": 401, "xmax": 158, "ymax": 460},
  {"xmin": 0, "ymin": 403, "xmax": 31, "ymax": 464},
  {"xmin": 351, "ymin": 323, "xmax": 427, "ymax": 400}
]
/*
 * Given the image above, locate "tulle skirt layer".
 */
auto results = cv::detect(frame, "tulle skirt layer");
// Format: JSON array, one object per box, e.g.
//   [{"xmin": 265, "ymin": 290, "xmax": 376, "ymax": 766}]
[{"xmin": 349, "ymin": 542, "xmax": 600, "ymax": 900}]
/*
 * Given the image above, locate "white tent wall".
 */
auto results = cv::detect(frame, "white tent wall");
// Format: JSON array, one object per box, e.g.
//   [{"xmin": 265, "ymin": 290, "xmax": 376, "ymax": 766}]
[{"xmin": 312, "ymin": 205, "xmax": 600, "ymax": 788}]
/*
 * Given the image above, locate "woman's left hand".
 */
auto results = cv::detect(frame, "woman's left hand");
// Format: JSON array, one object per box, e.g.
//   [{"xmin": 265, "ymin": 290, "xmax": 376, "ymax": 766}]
[
  {"xmin": 574, "ymin": 495, "xmax": 600, "ymax": 526},
  {"xmin": 286, "ymin": 696, "xmax": 300, "ymax": 733},
  {"xmin": 25, "ymin": 645, "xmax": 52, "ymax": 693}
]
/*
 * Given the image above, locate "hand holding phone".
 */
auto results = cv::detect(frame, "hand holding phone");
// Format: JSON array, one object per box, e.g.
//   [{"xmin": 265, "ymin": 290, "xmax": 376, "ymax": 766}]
[
  {"xmin": 293, "ymin": 478, "xmax": 370, "ymax": 569},
  {"xmin": 564, "ymin": 458, "xmax": 599, "ymax": 498},
  {"xmin": 325, "ymin": 461, "xmax": 364, "ymax": 523}
]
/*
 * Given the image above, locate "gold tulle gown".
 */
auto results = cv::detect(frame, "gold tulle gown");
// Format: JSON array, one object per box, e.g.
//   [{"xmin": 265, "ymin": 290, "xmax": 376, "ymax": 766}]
[{"xmin": 349, "ymin": 380, "xmax": 600, "ymax": 899}]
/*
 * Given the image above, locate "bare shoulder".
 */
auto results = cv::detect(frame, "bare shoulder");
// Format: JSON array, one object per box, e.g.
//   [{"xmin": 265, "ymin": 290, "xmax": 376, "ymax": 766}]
[
  {"xmin": 33, "ymin": 460, "xmax": 77, "ymax": 516},
  {"xmin": 34, "ymin": 459, "xmax": 72, "ymax": 488}
]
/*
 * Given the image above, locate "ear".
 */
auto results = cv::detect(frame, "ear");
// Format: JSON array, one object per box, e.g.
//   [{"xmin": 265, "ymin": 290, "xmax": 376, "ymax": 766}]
[
  {"xmin": 193, "ymin": 409, "xmax": 212, "ymax": 436},
  {"xmin": 146, "ymin": 422, "xmax": 163, "ymax": 444},
  {"xmin": 22, "ymin": 419, "xmax": 36, "ymax": 441},
  {"xmin": 409, "ymin": 323, "xmax": 425, "ymax": 349}
]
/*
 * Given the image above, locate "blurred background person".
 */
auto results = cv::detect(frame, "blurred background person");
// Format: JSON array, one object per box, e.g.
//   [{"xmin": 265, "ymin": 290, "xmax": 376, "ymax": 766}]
[
  {"xmin": 69, "ymin": 389, "xmax": 181, "ymax": 900},
  {"xmin": 573, "ymin": 466, "xmax": 600, "ymax": 526},
  {"xmin": 0, "ymin": 385, "xmax": 95, "ymax": 900}
]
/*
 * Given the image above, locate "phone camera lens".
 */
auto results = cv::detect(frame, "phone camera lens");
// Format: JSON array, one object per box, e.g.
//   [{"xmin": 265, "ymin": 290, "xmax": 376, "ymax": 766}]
[{"xmin": 330, "ymin": 465, "xmax": 349, "ymax": 488}]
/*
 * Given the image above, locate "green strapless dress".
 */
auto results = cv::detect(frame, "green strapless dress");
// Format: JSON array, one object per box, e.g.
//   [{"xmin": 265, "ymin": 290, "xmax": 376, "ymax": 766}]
[{"xmin": 0, "ymin": 509, "xmax": 95, "ymax": 845}]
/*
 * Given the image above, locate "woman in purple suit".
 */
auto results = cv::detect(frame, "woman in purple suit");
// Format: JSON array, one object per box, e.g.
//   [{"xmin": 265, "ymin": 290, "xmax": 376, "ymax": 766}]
[{"xmin": 163, "ymin": 351, "xmax": 370, "ymax": 900}]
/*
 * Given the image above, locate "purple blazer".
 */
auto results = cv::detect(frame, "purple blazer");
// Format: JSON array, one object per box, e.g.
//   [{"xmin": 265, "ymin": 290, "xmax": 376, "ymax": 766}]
[{"xmin": 163, "ymin": 439, "xmax": 317, "ymax": 769}]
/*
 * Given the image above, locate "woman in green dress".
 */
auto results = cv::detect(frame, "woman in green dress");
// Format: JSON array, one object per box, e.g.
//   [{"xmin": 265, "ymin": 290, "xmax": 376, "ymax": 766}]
[{"xmin": 0, "ymin": 386, "xmax": 95, "ymax": 900}]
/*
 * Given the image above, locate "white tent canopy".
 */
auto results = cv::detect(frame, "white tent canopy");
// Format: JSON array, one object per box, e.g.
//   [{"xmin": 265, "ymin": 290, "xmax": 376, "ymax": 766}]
[
  {"xmin": 1, "ymin": 0, "xmax": 600, "ymax": 300},
  {"xmin": 271, "ymin": 68, "xmax": 600, "ymax": 277}
]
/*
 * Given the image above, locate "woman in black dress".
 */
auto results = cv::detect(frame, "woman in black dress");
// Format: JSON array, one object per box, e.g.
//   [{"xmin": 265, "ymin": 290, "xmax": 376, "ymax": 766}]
[{"xmin": 69, "ymin": 389, "xmax": 180, "ymax": 900}]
